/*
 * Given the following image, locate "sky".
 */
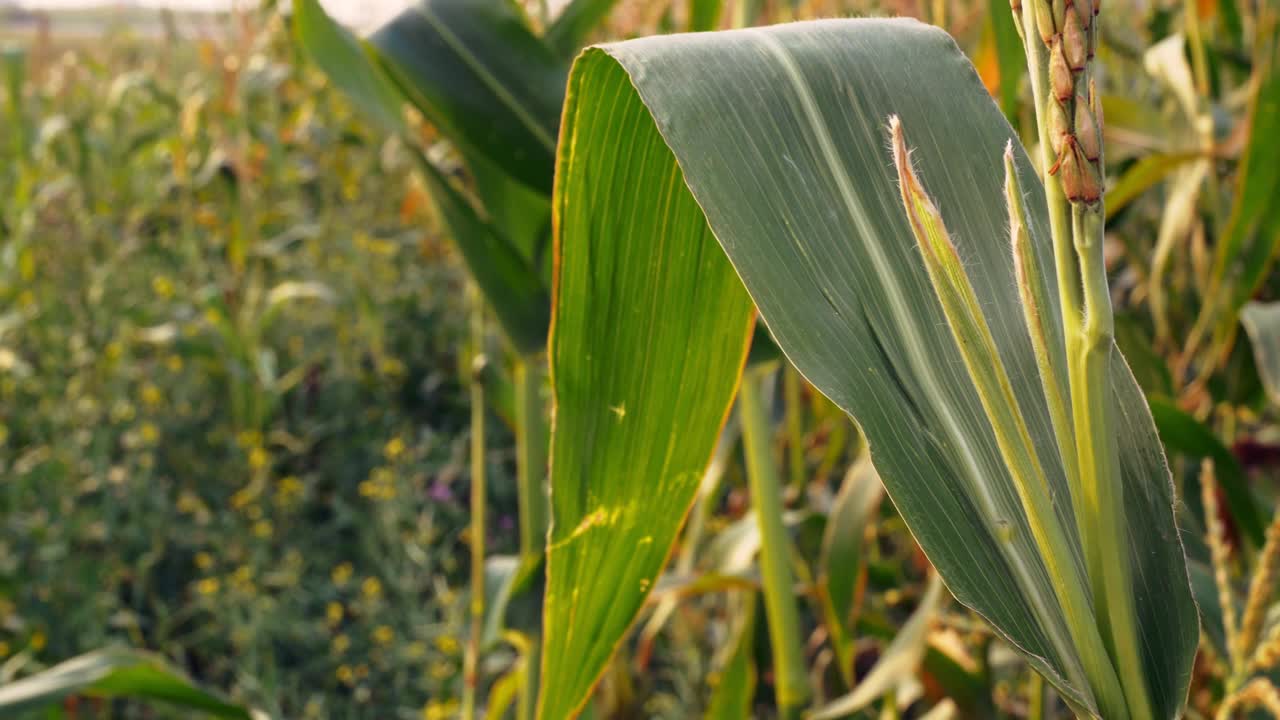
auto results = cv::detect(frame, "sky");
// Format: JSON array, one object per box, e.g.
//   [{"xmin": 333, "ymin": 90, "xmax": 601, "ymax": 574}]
[{"xmin": 11, "ymin": 0, "xmax": 417, "ymax": 30}]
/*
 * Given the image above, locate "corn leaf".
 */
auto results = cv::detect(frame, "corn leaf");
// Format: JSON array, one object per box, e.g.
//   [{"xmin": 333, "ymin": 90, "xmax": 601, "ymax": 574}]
[
  {"xmin": 545, "ymin": 18, "xmax": 1197, "ymax": 719},
  {"xmin": 291, "ymin": 0, "xmax": 552, "ymax": 353},
  {"xmin": 369, "ymin": 0, "xmax": 565, "ymax": 194},
  {"xmin": 540, "ymin": 50, "xmax": 757, "ymax": 719},
  {"xmin": 0, "ymin": 648, "xmax": 255, "ymax": 718},
  {"xmin": 291, "ymin": 0, "xmax": 405, "ymax": 134},
  {"xmin": 407, "ymin": 150, "xmax": 550, "ymax": 353}
]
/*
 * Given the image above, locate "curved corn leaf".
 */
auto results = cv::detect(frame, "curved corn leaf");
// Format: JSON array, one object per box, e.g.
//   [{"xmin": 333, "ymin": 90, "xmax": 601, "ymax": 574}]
[
  {"xmin": 369, "ymin": 0, "xmax": 565, "ymax": 194},
  {"xmin": 0, "ymin": 648, "xmax": 255, "ymax": 718},
  {"xmin": 544, "ymin": 18, "xmax": 1197, "ymax": 719}
]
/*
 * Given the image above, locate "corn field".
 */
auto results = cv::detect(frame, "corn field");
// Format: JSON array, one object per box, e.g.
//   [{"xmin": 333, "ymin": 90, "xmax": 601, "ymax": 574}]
[{"xmin": 2, "ymin": 0, "xmax": 1279, "ymax": 718}]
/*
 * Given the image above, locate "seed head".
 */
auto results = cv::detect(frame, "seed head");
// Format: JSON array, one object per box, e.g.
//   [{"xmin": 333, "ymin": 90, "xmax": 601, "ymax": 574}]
[
  {"xmin": 1049, "ymin": 38, "xmax": 1074, "ymax": 102},
  {"xmin": 1058, "ymin": 137, "xmax": 1101, "ymax": 203},
  {"xmin": 1074, "ymin": 96, "xmax": 1101, "ymax": 161},
  {"xmin": 1033, "ymin": 0, "xmax": 1057, "ymax": 45},
  {"xmin": 1048, "ymin": 99, "xmax": 1070, "ymax": 156},
  {"xmin": 1089, "ymin": 77, "xmax": 1103, "ymax": 128},
  {"xmin": 1072, "ymin": 0, "xmax": 1093, "ymax": 26},
  {"xmin": 1063, "ymin": 9, "xmax": 1088, "ymax": 71}
]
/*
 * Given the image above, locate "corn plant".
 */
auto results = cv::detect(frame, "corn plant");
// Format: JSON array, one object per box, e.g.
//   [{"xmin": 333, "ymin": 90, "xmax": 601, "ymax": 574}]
[
  {"xmin": 290, "ymin": 1, "xmax": 626, "ymax": 715},
  {"xmin": 543, "ymin": 5, "xmax": 1198, "ymax": 720}
]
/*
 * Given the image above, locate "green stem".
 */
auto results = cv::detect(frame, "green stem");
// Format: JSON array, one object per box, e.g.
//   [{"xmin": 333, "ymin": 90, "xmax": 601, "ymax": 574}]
[
  {"xmin": 461, "ymin": 288, "xmax": 487, "ymax": 720},
  {"xmin": 739, "ymin": 368, "xmax": 809, "ymax": 719},
  {"xmin": 1018, "ymin": 0, "xmax": 1088, "ymax": 549},
  {"xmin": 514, "ymin": 357, "xmax": 548, "ymax": 569},
  {"xmin": 519, "ymin": 634, "xmax": 541, "ymax": 720},
  {"xmin": 1029, "ymin": 670, "xmax": 1047, "ymax": 720},
  {"xmin": 784, "ymin": 365, "xmax": 806, "ymax": 496},
  {"xmin": 1072, "ymin": 204, "xmax": 1154, "ymax": 720}
]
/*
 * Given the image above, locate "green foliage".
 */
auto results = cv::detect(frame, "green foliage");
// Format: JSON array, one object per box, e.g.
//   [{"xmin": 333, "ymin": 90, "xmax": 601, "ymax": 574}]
[{"xmin": 0, "ymin": 10, "xmax": 491, "ymax": 718}]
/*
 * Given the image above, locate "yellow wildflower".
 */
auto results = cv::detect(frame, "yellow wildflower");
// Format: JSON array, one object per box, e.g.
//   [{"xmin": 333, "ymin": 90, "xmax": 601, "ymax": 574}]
[
  {"xmin": 140, "ymin": 384, "xmax": 163, "ymax": 407},
  {"xmin": 332, "ymin": 634, "xmax": 350, "ymax": 654},
  {"xmin": 196, "ymin": 577, "xmax": 220, "ymax": 595},
  {"xmin": 335, "ymin": 665, "xmax": 354, "ymax": 685},
  {"xmin": 423, "ymin": 700, "xmax": 459, "ymax": 720},
  {"xmin": 152, "ymin": 275, "xmax": 174, "ymax": 299},
  {"xmin": 383, "ymin": 437, "xmax": 405, "ymax": 461},
  {"xmin": 276, "ymin": 475, "xmax": 305, "ymax": 504},
  {"xmin": 29, "ymin": 630, "xmax": 46, "ymax": 651},
  {"xmin": 195, "ymin": 552, "xmax": 214, "ymax": 570},
  {"xmin": 361, "ymin": 577, "xmax": 382, "ymax": 599},
  {"xmin": 434, "ymin": 635, "xmax": 460, "ymax": 656},
  {"xmin": 372, "ymin": 625, "xmax": 393, "ymax": 646},
  {"xmin": 331, "ymin": 562, "xmax": 353, "ymax": 586},
  {"xmin": 248, "ymin": 447, "xmax": 270, "ymax": 471},
  {"xmin": 326, "ymin": 602, "xmax": 344, "ymax": 626}
]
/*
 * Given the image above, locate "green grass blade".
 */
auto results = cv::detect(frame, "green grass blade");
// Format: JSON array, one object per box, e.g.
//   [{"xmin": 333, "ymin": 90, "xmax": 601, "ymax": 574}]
[
  {"xmin": 0, "ymin": 648, "xmax": 255, "ymax": 719},
  {"xmin": 547, "ymin": 18, "xmax": 1198, "ymax": 719}
]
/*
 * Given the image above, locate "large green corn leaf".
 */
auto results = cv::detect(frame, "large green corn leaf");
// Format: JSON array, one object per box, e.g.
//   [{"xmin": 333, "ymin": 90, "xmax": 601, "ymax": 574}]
[
  {"xmin": 0, "ymin": 648, "xmax": 255, "ymax": 718},
  {"xmin": 544, "ymin": 18, "xmax": 1197, "ymax": 719}
]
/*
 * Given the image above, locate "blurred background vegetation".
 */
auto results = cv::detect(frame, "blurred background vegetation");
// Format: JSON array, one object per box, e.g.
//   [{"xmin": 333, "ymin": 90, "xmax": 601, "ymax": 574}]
[{"xmin": 2, "ymin": 0, "xmax": 1278, "ymax": 717}]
